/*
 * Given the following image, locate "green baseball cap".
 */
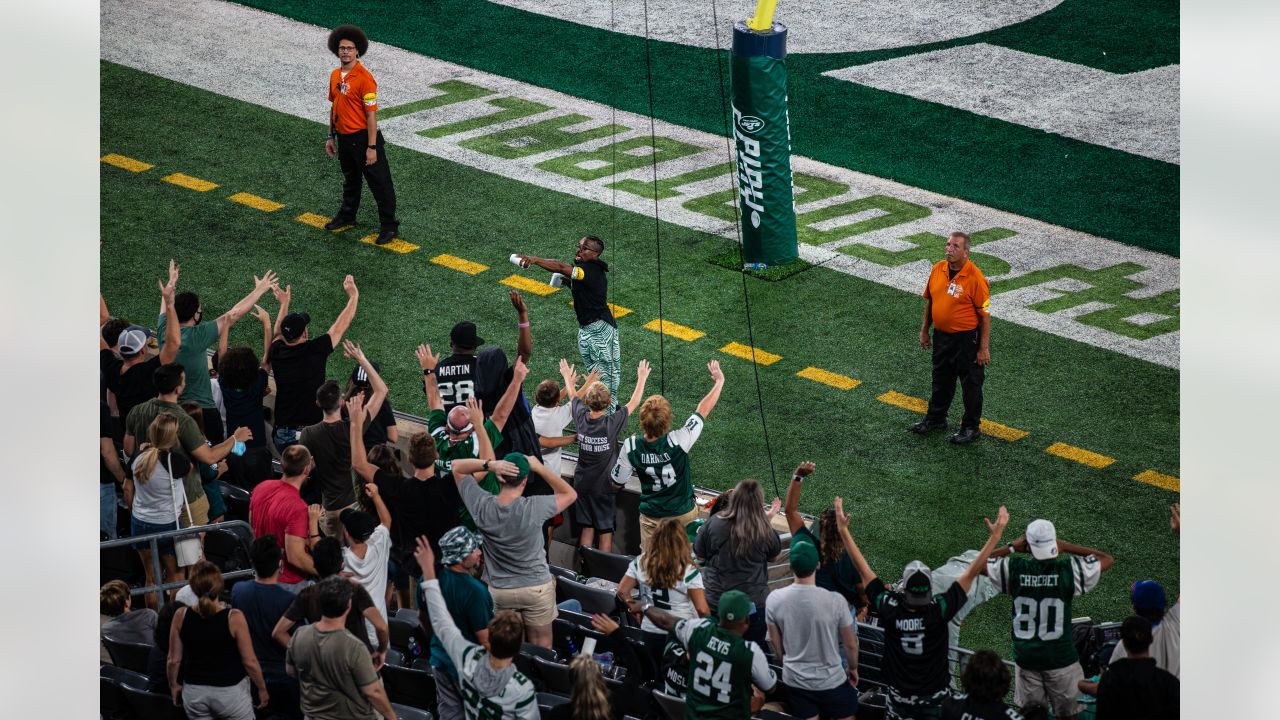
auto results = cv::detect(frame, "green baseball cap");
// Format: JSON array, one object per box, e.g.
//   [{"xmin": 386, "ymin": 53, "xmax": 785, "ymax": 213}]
[
  {"xmin": 718, "ymin": 590, "xmax": 754, "ymax": 624},
  {"xmin": 503, "ymin": 452, "xmax": 531, "ymax": 482},
  {"xmin": 789, "ymin": 535, "xmax": 819, "ymax": 575}
]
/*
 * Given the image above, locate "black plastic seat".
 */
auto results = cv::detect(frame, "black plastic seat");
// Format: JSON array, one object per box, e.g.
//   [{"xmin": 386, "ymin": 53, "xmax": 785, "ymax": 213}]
[
  {"xmin": 381, "ymin": 663, "xmax": 437, "ymax": 714},
  {"xmin": 537, "ymin": 691, "xmax": 571, "ymax": 714},
  {"xmin": 383, "ymin": 647, "xmax": 406, "ymax": 668},
  {"xmin": 103, "ymin": 635, "xmax": 154, "ymax": 674},
  {"xmin": 121, "ymin": 683, "xmax": 188, "ymax": 720},
  {"xmin": 218, "ymin": 480, "xmax": 252, "ymax": 522},
  {"xmin": 579, "ymin": 545, "xmax": 633, "ymax": 584},
  {"xmin": 391, "ymin": 702, "xmax": 434, "ymax": 720},
  {"xmin": 101, "ymin": 664, "xmax": 150, "ymax": 719},
  {"xmin": 554, "ymin": 576, "xmax": 619, "ymax": 615},
  {"xmin": 549, "ymin": 564, "xmax": 579, "ymax": 583},
  {"xmin": 388, "ymin": 616, "xmax": 429, "ymax": 657},
  {"xmin": 652, "ymin": 688, "xmax": 685, "ymax": 720},
  {"xmin": 533, "ymin": 656, "xmax": 574, "ymax": 695},
  {"xmin": 100, "ymin": 545, "xmax": 146, "ymax": 587},
  {"xmin": 201, "ymin": 528, "xmax": 249, "ymax": 572}
]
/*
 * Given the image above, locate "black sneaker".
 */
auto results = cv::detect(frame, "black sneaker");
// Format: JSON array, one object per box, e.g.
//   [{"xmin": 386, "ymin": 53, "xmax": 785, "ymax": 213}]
[
  {"xmin": 374, "ymin": 228, "xmax": 400, "ymax": 245},
  {"xmin": 323, "ymin": 217, "xmax": 355, "ymax": 231},
  {"xmin": 949, "ymin": 427, "xmax": 981, "ymax": 445},
  {"xmin": 909, "ymin": 419, "xmax": 948, "ymax": 434}
]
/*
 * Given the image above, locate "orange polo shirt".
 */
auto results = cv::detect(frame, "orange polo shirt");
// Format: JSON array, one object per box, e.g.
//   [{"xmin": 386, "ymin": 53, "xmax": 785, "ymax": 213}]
[
  {"xmin": 328, "ymin": 61, "xmax": 378, "ymax": 135},
  {"xmin": 922, "ymin": 259, "xmax": 990, "ymax": 333}
]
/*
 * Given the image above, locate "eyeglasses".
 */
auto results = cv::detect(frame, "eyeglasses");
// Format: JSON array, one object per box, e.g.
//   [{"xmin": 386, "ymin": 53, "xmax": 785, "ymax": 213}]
[{"xmin": 337, "ymin": 46, "xmax": 358, "ymax": 52}]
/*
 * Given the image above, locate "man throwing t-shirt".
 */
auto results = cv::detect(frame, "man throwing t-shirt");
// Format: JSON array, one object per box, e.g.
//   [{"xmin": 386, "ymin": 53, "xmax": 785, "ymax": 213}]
[{"xmin": 516, "ymin": 235, "xmax": 620, "ymax": 410}]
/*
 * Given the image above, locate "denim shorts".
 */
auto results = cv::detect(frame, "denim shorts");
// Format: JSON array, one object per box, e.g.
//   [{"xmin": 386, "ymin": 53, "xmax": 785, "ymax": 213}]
[{"xmin": 131, "ymin": 516, "xmax": 179, "ymax": 555}]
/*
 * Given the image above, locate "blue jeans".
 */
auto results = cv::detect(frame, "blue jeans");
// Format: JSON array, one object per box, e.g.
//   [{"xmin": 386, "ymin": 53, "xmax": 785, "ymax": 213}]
[
  {"xmin": 100, "ymin": 483, "xmax": 118, "ymax": 540},
  {"xmin": 273, "ymin": 426, "xmax": 301, "ymax": 453}
]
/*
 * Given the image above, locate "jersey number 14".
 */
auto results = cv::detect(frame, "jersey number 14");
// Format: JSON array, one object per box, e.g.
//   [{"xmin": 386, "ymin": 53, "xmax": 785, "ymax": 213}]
[{"xmin": 644, "ymin": 464, "xmax": 677, "ymax": 490}]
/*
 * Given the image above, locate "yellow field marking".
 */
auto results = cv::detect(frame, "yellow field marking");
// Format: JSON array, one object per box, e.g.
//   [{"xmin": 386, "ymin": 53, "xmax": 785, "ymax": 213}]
[
  {"xmin": 358, "ymin": 234, "xmax": 419, "ymax": 254},
  {"xmin": 501, "ymin": 274, "xmax": 560, "ymax": 296},
  {"xmin": 295, "ymin": 212, "xmax": 350, "ymax": 231},
  {"xmin": 431, "ymin": 254, "xmax": 489, "ymax": 275},
  {"xmin": 719, "ymin": 342, "xmax": 781, "ymax": 365},
  {"xmin": 644, "ymin": 319, "xmax": 705, "ymax": 342},
  {"xmin": 228, "ymin": 192, "xmax": 284, "ymax": 212},
  {"xmin": 979, "ymin": 419, "xmax": 1030, "ymax": 442},
  {"xmin": 877, "ymin": 390, "xmax": 928, "ymax": 413},
  {"xmin": 101, "ymin": 153, "xmax": 153, "ymax": 172},
  {"xmin": 1134, "ymin": 470, "xmax": 1179, "ymax": 493},
  {"xmin": 569, "ymin": 300, "xmax": 632, "ymax": 318},
  {"xmin": 162, "ymin": 173, "xmax": 218, "ymax": 192},
  {"xmin": 1045, "ymin": 442, "xmax": 1115, "ymax": 469},
  {"xmin": 796, "ymin": 366, "xmax": 860, "ymax": 391}
]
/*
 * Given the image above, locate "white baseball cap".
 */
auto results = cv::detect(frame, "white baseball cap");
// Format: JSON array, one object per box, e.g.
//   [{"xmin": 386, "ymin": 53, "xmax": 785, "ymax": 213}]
[{"xmin": 1026, "ymin": 519, "xmax": 1059, "ymax": 560}]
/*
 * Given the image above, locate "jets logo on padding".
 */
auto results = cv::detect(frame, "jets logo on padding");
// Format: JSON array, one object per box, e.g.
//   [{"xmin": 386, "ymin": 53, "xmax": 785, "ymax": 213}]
[{"xmin": 737, "ymin": 115, "xmax": 764, "ymax": 134}]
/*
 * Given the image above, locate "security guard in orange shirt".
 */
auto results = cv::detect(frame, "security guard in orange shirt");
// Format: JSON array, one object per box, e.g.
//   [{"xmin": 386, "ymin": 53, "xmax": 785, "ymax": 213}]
[
  {"xmin": 911, "ymin": 232, "xmax": 991, "ymax": 444},
  {"xmin": 323, "ymin": 25, "xmax": 400, "ymax": 245}
]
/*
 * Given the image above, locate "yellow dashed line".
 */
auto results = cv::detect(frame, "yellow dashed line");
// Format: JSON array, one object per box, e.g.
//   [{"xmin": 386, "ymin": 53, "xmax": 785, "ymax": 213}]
[
  {"xmin": 797, "ymin": 367, "xmax": 860, "ymax": 391},
  {"xmin": 877, "ymin": 390, "xmax": 928, "ymax": 413},
  {"xmin": 1134, "ymin": 470, "xmax": 1179, "ymax": 493},
  {"xmin": 501, "ymin": 274, "xmax": 560, "ymax": 296},
  {"xmin": 432, "ymin": 254, "xmax": 489, "ymax": 275},
  {"xmin": 1045, "ymin": 442, "xmax": 1115, "ymax": 469},
  {"xmin": 644, "ymin": 319, "xmax": 705, "ymax": 342},
  {"xmin": 358, "ymin": 234, "xmax": 419, "ymax": 254},
  {"xmin": 228, "ymin": 192, "xmax": 284, "ymax": 212},
  {"xmin": 295, "ymin": 212, "xmax": 350, "ymax": 231},
  {"xmin": 979, "ymin": 419, "xmax": 1029, "ymax": 442},
  {"xmin": 719, "ymin": 342, "xmax": 781, "ymax": 366},
  {"xmin": 162, "ymin": 173, "xmax": 218, "ymax": 192},
  {"xmin": 101, "ymin": 153, "xmax": 153, "ymax": 172}
]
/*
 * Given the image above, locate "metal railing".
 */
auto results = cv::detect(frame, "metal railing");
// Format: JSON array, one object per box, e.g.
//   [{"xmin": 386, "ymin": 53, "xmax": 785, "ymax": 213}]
[
  {"xmin": 851, "ymin": 620, "xmax": 1018, "ymax": 704},
  {"xmin": 99, "ymin": 520, "xmax": 255, "ymax": 607}
]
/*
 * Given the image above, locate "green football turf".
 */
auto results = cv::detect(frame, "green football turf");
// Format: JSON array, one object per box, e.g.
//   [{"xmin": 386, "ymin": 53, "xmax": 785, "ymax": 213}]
[
  {"xmin": 233, "ymin": 0, "xmax": 1180, "ymax": 256},
  {"xmin": 100, "ymin": 61, "xmax": 1179, "ymax": 655}
]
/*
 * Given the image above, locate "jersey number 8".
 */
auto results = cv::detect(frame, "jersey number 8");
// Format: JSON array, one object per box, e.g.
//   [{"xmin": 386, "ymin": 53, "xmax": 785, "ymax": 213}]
[
  {"xmin": 691, "ymin": 651, "xmax": 732, "ymax": 703},
  {"xmin": 1012, "ymin": 596, "xmax": 1066, "ymax": 641}
]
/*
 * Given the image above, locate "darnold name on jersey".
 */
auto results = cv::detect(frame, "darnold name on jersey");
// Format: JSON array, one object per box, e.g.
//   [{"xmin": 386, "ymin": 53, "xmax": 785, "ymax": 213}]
[
  {"xmin": 1019, "ymin": 574, "xmax": 1060, "ymax": 587},
  {"xmin": 640, "ymin": 452, "xmax": 673, "ymax": 465}
]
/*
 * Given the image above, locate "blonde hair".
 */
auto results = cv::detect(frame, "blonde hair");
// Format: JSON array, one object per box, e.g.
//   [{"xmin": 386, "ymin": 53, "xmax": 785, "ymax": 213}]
[
  {"xmin": 642, "ymin": 518, "xmax": 690, "ymax": 590},
  {"xmin": 584, "ymin": 381, "xmax": 611, "ymax": 412},
  {"xmin": 188, "ymin": 561, "xmax": 224, "ymax": 619},
  {"xmin": 639, "ymin": 395, "xmax": 673, "ymax": 438},
  {"xmin": 569, "ymin": 653, "xmax": 612, "ymax": 720},
  {"xmin": 719, "ymin": 479, "xmax": 774, "ymax": 560},
  {"xmin": 134, "ymin": 412, "xmax": 181, "ymax": 485}
]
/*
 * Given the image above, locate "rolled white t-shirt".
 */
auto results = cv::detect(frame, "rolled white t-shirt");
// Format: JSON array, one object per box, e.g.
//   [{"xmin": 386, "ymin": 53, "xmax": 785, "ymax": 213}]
[{"xmin": 532, "ymin": 403, "xmax": 574, "ymax": 478}]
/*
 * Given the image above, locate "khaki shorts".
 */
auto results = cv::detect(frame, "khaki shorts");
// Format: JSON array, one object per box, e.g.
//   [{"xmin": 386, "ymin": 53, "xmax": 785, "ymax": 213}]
[
  {"xmin": 490, "ymin": 578, "xmax": 558, "ymax": 628},
  {"xmin": 181, "ymin": 494, "xmax": 211, "ymax": 528},
  {"xmin": 1014, "ymin": 662, "xmax": 1084, "ymax": 716},
  {"xmin": 320, "ymin": 501, "xmax": 362, "ymax": 540},
  {"xmin": 639, "ymin": 506, "xmax": 701, "ymax": 554}
]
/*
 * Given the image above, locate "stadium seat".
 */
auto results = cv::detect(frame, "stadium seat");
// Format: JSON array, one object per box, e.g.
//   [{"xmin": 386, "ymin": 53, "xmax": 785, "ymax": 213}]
[
  {"xmin": 201, "ymin": 528, "xmax": 250, "ymax": 572},
  {"xmin": 388, "ymin": 616, "xmax": 429, "ymax": 658},
  {"xmin": 394, "ymin": 607, "xmax": 422, "ymax": 626},
  {"xmin": 411, "ymin": 657, "xmax": 433, "ymax": 672},
  {"xmin": 391, "ymin": 703, "xmax": 433, "ymax": 720},
  {"xmin": 381, "ymin": 663, "xmax": 437, "ymax": 714},
  {"xmin": 579, "ymin": 545, "xmax": 633, "ymax": 584},
  {"xmin": 549, "ymin": 564, "xmax": 580, "ymax": 584},
  {"xmin": 537, "ymin": 692, "xmax": 570, "ymax": 715},
  {"xmin": 556, "ymin": 607, "xmax": 596, "ymax": 629},
  {"xmin": 533, "ymin": 656, "xmax": 573, "ymax": 695},
  {"xmin": 121, "ymin": 683, "xmax": 188, "ymax": 720},
  {"xmin": 383, "ymin": 647, "xmax": 405, "ymax": 668},
  {"xmin": 101, "ymin": 664, "xmax": 151, "ymax": 719},
  {"xmin": 652, "ymin": 688, "xmax": 686, "ymax": 720},
  {"xmin": 103, "ymin": 635, "xmax": 154, "ymax": 674},
  {"xmin": 100, "ymin": 545, "xmax": 146, "ymax": 587},
  {"xmin": 855, "ymin": 622, "xmax": 887, "ymax": 691},
  {"xmin": 218, "ymin": 481, "xmax": 251, "ymax": 523},
  {"xmin": 552, "ymin": 618, "xmax": 606, "ymax": 658},
  {"xmin": 554, "ymin": 576, "xmax": 619, "ymax": 615}
]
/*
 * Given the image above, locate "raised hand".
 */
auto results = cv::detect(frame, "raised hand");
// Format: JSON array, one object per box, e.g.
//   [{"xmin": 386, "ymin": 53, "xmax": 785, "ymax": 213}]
[
  {"xmin": 272, "ymin": 283, "xmax": 291, "ymax": 305},
  {"xmin": 416, "ymin": 343, "xmax": 439, "ymax": 371},
  {"xmin": 985, "ymin": 505, "xmax": 1010, "ymax": 535},
  {"xmin": 834, "ymin": 496, "xmax": 848, "ymax": 527},
  {"xmin": 766, "ymin": 496, "xmax": 782, "ymax": 518},
  {"xmin": 583, "ymin": 367, "xmax": 602, "ymax": 388},
  {"xmin": 512, "ymin": 357, "xmax": 529, "ymax": 383},
  {"xmin": 346, "ymin": 394, "xmax": 365, "ymax": 424},
  {"xmin": 341, "ymin": 339, "xmax": 365, "ymax": 362},
  {"xmin": 559, "ymin": 359, "xmax": 575, "ymax": 383},
  {"xmin": 636, "ymin": 358, "xmax": 652, "ymax": 381},
  {"xmin": 168, "ymin": 259, "xmax": 180, "ymax": 288},
  {"xmin": 413, "ymin": 535, "xmax": 436, "ymax": 577},
  {"xmin": 794, "ymin": 461, "xmax": 816, "ymax": 479},
  {"xmin": 254, "ymin": 270, "xmax": 279, "ymax": 293},
  {"xmin": 1170, "ymin": 503, "xmax": 1179, "ymax": 534},
  {"xmin": 252, "ymin": 304, "xmax": 270, "ymax": 324},
  {"xmin": 343, "ymin": 274, "xmax": 358, "ymax": 297},
  {"xmin": 486, "ymin": 458, "xmax": 520, "ymax": 480},
  {"xmin": 465, "ymin": 397, "xmax": 485, "ymax": 427},
  {"xmin": 363, "ymin": 482, "xmax": 380, "ymax": 499},
  {"xmin": 708, "ymin": 359, "xmax": 723, "ymax": 383},
  {"xmin": 510, "ymin": 289, "xmax": 527, "ymax": 316}
]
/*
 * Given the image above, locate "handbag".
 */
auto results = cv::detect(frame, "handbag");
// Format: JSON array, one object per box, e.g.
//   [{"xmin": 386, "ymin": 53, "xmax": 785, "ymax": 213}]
[{"xmin": 168, "ymin": 453, "xmax": 203, "ymax": 567}]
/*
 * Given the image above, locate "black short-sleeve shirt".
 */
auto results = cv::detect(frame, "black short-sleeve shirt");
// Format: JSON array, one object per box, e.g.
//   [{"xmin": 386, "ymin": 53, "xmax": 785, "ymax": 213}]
[
  {"xmin": 868, "ymin": 577, "xmax": 968, "ymax": 697},
  {"xmin": 270, "ymin": 334, "xmax": 335, "ymax": 427},
  {"xmin": 106, "ymin": 355, "xmax": 162, "ymax": 427},
  {"xmin": 374, "ymin": 469, "xmax": 463, "ymax": 565},
  {"xmin": 568, "ymin": 259, "xmax": 615, "ymax": 328},
  {"xmin": 284, "ymin": 580, "xmax": 379, "ymax": 652}
]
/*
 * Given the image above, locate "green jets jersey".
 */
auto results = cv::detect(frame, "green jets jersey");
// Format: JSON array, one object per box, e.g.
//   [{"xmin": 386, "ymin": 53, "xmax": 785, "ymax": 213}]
[
  {"xmin": 987, "ymin": 554, "xmax": 1101, "ymax": 671},
  {"xmin": 615, "ymin": 413, "xmax": 704, "ymax": 518},
  {"xmin": 674, "ymin": 617, "xmax": 774, "ymax": 720}
]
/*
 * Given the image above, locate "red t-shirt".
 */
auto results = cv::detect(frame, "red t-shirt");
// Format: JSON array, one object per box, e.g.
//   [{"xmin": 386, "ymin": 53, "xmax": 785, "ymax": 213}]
[{"xmin": 249, "ymin": 480, "xmax": 310, "ymax": 584}]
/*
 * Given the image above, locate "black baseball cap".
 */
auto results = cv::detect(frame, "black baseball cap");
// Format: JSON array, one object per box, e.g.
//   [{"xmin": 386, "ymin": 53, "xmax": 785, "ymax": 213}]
[
  {"xmin": 450, "ymin": 321, "xmax": 484, "ymax": 350},
  {"xmin": 350, "ymin": 361, "xmax": 381, "ymax": 387},
  {"xmin": 281, "ymin": 312, "xmax": 310, "ymax": 341}
]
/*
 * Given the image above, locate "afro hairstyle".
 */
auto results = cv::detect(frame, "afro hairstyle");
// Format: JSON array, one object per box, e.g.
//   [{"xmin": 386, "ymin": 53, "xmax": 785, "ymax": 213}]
[{"xmin": 328, "ymin": 25, "xmax": 369, "ymax": 57}]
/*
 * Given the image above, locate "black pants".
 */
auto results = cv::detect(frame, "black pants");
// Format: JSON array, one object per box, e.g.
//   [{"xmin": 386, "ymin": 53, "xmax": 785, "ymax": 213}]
[
  {"xmin": 336, "ymin": 129, "xmax": 398, "ymax": 231},
  {"xmin": 925, "ymin": 328, "xmax": 984, "ymax": 429}
]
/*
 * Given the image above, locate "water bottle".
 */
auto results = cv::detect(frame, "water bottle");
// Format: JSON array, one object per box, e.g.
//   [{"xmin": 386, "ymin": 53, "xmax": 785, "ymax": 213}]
[
  {"xmin": 566, "ymin": 637, "xmax": 579, "ymax": 657},
  {"xmin": 407, "ymin": 635, "xmax": 421, "ymax": 659}
]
